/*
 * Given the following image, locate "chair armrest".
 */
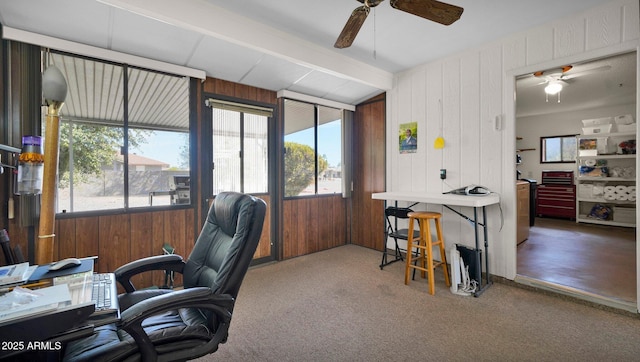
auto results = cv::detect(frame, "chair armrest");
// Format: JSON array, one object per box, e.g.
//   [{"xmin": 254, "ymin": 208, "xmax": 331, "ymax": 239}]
[
  {"xmin": 118, "ymin": 287, "xmax": 235, "ymax": 362},
  {"xmin": 114, "ymin": 254, "xmax": 185, "ymax": 293}
]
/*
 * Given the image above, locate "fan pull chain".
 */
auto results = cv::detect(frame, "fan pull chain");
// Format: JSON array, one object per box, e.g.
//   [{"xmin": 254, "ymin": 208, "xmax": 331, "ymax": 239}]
[{"xmin": 373, "ymin": 7, "xmax": 377, "ymax": 59}]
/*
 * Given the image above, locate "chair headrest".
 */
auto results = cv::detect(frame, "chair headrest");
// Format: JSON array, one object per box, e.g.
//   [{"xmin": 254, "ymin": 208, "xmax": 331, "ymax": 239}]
[{"xmin": 209, "ymin": 192, "xmax": 255, "ymax": 236}]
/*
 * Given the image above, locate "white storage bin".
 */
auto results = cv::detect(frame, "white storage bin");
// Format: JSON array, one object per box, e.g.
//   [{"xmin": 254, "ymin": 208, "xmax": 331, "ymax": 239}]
[
  {"xmin": 578, "ymin": 184, "xmax": 593, "ymax": 198},
  {"xmin": 583, "ymin": 124, "xmax": 613, "ymax": 135},
  {"xmin": 597, "ymin": 137, "xmax": 617, "ymax": 154},
  {"xmin": 614, "ymin": 114, "xmax": 634, "ymax": 125},
  {"xmin": 613, "ymin": 206, "xmax": 636, "ymax": 224},
  {"xmin": 616, "ymin": 123, "xmax": 636, "ymax": 133},
  {"xmin": 582, "ymin": 117, "xmax": 613, "ymax": 127}
]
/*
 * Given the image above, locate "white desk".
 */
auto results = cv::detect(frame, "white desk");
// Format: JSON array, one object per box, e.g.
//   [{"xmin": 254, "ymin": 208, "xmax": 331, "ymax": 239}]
[{"xmin": 372, "ymin": 191, "xmax": 500, "ymax": 296}]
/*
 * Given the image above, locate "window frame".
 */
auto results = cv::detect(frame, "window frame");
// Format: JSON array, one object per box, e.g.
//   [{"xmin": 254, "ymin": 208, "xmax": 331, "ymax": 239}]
[
  {"xmin": 282, "ymin": 98, "xmax": 343, "ymax": 199},
  {"xmin": 46, "ymin": 50, "xmax": 194, "ymax": 216},
  {"xmin": 210, "ymin": 105, "xmax": 271, "ymax": 195},
  {"xmin": 540, "ymin": 134, "xmax": 578, "ymax": 164}
]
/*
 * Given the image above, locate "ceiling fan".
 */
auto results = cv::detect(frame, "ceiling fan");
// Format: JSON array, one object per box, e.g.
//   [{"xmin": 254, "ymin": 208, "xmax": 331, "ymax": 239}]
[
  {"xmin": 334, "ymin": 0, "xmax": 464, "ymax": 49},
  {"xmin": 520, "ymin": 64, "xmax": 612, "ymax": 102},
  {"xmin": 521, "ymin": 64, "xmax": 612, "ymax": 93}
]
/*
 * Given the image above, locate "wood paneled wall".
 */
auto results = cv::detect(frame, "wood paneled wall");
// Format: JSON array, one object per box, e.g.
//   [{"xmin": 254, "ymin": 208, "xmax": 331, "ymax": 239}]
[
  {"xmin": 2, "ymin": 69, "xmax": 381, "ymax": 278},
  {"xmin": 250, "ymin": 195, "xmax": 272, "ymax": 260},
  {"xmin": 5, "ymin": 208, "xmax": 195, "ymax": 290},
  {"xmin": 202, "ymin": 78, "xmax": 277, "ymax": 105},
  {"xmin": 351, "ymin": 93, "xmax": 386, "ymax": 251},
  {"xmin": 282, "ymin": 195, "xmax": 347, "ymax": 259}
]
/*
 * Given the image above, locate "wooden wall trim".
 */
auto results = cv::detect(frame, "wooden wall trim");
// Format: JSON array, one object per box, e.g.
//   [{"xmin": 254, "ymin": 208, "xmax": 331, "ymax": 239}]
[{"xmin": 351, "ymin": 94, "xmax": 386, "ymax": 251}]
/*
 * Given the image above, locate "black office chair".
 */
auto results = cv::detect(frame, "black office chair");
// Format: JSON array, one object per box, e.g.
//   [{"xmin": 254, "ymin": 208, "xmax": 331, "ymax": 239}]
[
  {"xmin": 379, "ymin": 206, "xmax": 418, "ymax": 269},
  {"xmin": 63, "ymin": 192, "xmax": 266, "ymax": 362}
]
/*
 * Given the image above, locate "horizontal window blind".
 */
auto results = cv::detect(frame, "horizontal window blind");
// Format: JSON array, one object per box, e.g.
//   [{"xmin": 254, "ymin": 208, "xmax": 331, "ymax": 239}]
[{"xmin": 205, "ymin": 98, "xmax": 273, "ymax": 118}]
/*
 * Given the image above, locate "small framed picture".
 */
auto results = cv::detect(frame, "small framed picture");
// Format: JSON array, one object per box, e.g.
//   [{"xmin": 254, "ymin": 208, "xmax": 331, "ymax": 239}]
[{"xmin": 399, "ymin": 122, "xmax": 417, "ymax": 154}]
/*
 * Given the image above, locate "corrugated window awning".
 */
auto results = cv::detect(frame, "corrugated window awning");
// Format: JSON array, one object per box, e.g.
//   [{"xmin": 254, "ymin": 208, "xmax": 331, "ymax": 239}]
[{"xmin": 50, "ymin": 52, "xmax": 190, "ymax": 132}]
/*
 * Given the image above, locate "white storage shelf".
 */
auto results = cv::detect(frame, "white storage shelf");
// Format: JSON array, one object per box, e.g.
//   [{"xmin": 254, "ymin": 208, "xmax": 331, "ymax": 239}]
[{"xmin": 576, "ymin": 130, "xmax": 636, "ymax": 228}]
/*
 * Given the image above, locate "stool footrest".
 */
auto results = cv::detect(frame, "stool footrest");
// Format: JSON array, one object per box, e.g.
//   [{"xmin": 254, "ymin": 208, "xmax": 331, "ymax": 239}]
[{"xmin": 408, "ymin": 260, "xmax": 446, "ymax": 272}]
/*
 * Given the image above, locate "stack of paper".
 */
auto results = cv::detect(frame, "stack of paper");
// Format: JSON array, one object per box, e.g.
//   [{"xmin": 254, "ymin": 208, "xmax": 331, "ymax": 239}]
[
  {"xmin": 0, "ymin": 284, "xmax": 72, "ymax": 324},
  {"xmin": 0, "ymin": 262, "xmax": 34, "ymax": 287}
]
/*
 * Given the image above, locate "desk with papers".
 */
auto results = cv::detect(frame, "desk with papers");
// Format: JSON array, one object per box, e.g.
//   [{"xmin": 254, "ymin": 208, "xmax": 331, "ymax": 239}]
[
  {"xmin": 372, "ymin": 191, "xmax": 500, "ymax": 297},
  {"xmin": 0, "ymin": 257, "xmax": 119, "ymax": 359}
]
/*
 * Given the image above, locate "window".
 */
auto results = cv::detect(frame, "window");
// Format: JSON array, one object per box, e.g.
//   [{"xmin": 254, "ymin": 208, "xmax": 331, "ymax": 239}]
[
  {"xmin": 47, "ymin": 51, "xmax": 190, "ymax": 213},
  {"xmin": 540, "ymin": 135, "xmax": 577, "ymax": 163},
  {"xmin": 210, "ymin": 100, "xmax": 271, "ymax": 194},
  {"xmin": 283, "ymin": 99, "xmax": 342, "ymax": 197}
]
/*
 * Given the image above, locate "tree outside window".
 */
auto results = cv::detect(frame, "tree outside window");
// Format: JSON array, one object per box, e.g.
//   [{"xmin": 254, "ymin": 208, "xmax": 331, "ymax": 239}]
[
  {"xmin": 47, "ymin": 51, "xmax": 190, "ymax": 213},
  {"xmin": 283, "ymin": 99, "xmax": 342, "ymax": 197}
]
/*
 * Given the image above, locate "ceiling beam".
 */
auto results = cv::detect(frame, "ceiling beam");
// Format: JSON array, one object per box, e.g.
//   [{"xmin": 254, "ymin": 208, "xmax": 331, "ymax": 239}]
[{"xmin": 96, "ymin": 0, "xmax": 393, "ymax": 90}]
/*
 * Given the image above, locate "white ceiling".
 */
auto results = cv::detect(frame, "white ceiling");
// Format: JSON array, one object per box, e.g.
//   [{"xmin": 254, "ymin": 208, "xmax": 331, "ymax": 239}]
[
  {"xmin": 516, "ymin": 52, "xmax": 637, "ymax": 118},
  {"xmin": 0, "ymin": 0, "xmax": 625, "ymax": 108}
]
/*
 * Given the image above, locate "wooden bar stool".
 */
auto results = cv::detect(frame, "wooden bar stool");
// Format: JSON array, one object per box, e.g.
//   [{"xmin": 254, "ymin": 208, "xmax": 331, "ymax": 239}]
[{"xmin": 404, "ymin": 211, "xmax": 451, "ymax": 295}]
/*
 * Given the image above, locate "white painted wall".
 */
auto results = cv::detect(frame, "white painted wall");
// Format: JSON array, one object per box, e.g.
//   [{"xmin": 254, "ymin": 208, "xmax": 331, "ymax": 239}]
[
  {"xmin": 386, "ymin": 0, "xmax": 639, "ymax": 306},
  {"xmin": 517, "ymin": 103, "xmax": 636, "ymax": 182}
]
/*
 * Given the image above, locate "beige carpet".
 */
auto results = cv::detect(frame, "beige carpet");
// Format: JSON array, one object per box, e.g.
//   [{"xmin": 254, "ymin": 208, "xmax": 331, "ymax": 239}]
[{"xmin": 197, "ymin": 245, "xmax": 640, "ymax": 361}]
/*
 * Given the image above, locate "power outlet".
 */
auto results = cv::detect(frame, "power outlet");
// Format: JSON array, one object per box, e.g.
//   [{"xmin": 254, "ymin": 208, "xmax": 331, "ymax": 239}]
[{"xmin": 440, "ymin": 169, "xmax": 446, "ymax": 180}]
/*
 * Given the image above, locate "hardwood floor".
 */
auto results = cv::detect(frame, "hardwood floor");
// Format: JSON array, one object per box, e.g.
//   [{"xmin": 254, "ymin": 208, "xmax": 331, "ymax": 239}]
[{"xmin": 517, "ymin": 217, "xmax": 636, "ymax": 304}]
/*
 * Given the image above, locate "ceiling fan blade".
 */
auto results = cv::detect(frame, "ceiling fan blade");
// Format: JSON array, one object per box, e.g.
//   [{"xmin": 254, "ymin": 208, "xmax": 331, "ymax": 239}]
[
  {"xmin": 390, "ymin": 0, "xmax": 463, "ymax": 25},
  {"xmin": 561, "ymin": 65, "xmax": 612, "ymax": 80},
  {"xmin": 334, "ymin": 6, "xmax": 370, "ymax": 48}
]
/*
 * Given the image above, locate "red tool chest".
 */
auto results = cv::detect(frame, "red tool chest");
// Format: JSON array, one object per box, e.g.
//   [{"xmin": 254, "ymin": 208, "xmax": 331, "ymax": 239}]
[{"xmin": 536, "ymin": 171, "xmax": 576, "ymax": 219}]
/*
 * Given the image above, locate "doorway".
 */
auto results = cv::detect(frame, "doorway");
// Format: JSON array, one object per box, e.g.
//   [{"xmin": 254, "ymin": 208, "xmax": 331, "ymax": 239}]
[
  {"xmin": 204, "ymin": 97, "xmax": 277, "ymax": 263},
  {"xmin": 514, "ymin": 51, "xmax": 637, "ymax": 309}
]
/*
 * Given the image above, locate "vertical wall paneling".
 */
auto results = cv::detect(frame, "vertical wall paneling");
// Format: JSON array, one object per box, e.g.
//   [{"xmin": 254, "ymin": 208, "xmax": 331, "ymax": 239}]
[
  {"xmin": 503, "ymin": 37, "xmax": 527, "ymax": 73},
  {"xmin": 554, "ymin": 17, "xmax": 587, "ymax": 59},
  {"xmin": 351, "ymin": 94, "xmax": 385, "ymax": 252},
  {"xmin": 282, "ymin": 196, "xmax": 347, "ymax": 259},
  {"xmin": 281, "ymin": 200, "xmax": 295, "ymax": 258},
  {"xmin": 409, "ymin": 67, "xmax": 427, "ymax": 193},
  {"xmin": 526, "ymin": 27, "xmax": 555, "ymax": 65},
  {"xmin": 386, "ymin": 86, "xmax": 397, "ymax": 190},
  {"xmin": 371, "ymin": 99, "xmax": 386, "ymax": 235},
  {"xmin": 459, "ymin": 52, "xmax": 482, "ymax": 186},
  {"xmin": 393, "ymin": 75, "xmax": 413, "ymax": 193},
  {"xmin": 441, "ymin": 59, "xmax": 462, "ymax": 246},
  {"xmin": 56, "ymin": 218, "xmax": 76, "ymax": 261},
  {"xmin": 369, "ymin": 99, "xmax": 386, "ymax": 249},
  {"xmin": 479, "ymin": 45, "xmax": 505, "ymax": 276},
  {"xmin": 388, "ymin": 0, "xmax": 639, "ymax": 287},
  {"xmin": 98, "ymin": 214, "xmax": 130, "ymax": 274},
  {"xmin": 457, "ymin": 52, "xmax": 482, "ymax": 245},
  {"xmin": 75, "ymin": 218, "xmax": 99, "ymax": 263},
  {"xmin": 425, "ymin": 63, "xmax": 443, "ymax": 197},
  {"xmin": 585, "ymin": 4, "xmax": 623, "ymax": 50},
  {"xmin": 479, "ymin": 45, "xmax": 504, "ymax": 190},
  {"xmin": 164, "ymin": 210, "xmax": 187, "ymax": 286},
  {"xmin": 253, "ymin": 195, "xmax": 271, "ymax": 259},
  {"xmin": 130, "ymin": 212, "xmax": 155, "ymax": 289},
  {"xmin": 622, "ymin": 1, "xmax": 640, "ymax": 42},
  {"xmin": 502, "ymin": 37, "xmax": 528, "ymax": 279}
]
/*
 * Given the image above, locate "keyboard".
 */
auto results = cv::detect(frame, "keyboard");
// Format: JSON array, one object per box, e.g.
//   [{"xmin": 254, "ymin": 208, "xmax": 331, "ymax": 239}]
[
  {"xmin": 54, "ymin": 271, "xmax": 121, "ymax": 326},
  {"xmin": 91, "ymin": 273, "xmax": 119, "ymax": 315}
]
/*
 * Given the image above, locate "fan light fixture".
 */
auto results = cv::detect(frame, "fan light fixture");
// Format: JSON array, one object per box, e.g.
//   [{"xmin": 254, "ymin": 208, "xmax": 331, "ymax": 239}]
[{"xmin": 544, "ymin": 81, "xmax": 563, "ymax": 95}]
